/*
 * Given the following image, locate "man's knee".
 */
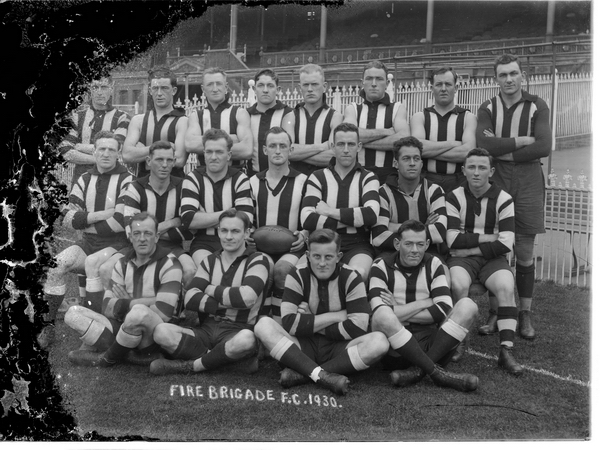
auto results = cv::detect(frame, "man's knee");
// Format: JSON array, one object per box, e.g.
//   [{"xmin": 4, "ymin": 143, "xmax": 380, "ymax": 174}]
[
  {"xmin": 153, "ymin": 323, "xmax": 176, "ymax": 347},
  {"xmin": 123, "ymin": 304, "xmax": 152, "ymax": 327},
  {"xmin": 273, "ymin": 261, "xmax": 294, "ymax": 291},
  {"xmin": 452, "ymin": 297, "xmax": 479, "ymax": 322},
  {"xmin": 228, "ymin": 330, "xmax": 257, "ymax": 355},
  {"xmin": 363, "ymin": 331, "xmax": 390, "ymax": 356},
  {"xmin": 371, "ymin": 306, "xmax": 399, "ymax": 335},
  {"xmin": 254, "ymin": 316, "xmax": 278, "ymax": 341},
  {"xmin": 515, "ymin": 233, "xmax": 536, "ymax": 265}
]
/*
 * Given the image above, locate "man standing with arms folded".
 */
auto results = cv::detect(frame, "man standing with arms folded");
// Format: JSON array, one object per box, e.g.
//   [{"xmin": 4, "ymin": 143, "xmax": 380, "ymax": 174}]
[
  {"xmin": 476, "ymin": 54, "xmax": 551, "ymax": 340},
  {"xmin": 185, "ymin": 67, "xmax": 253, "ymax": 170},
  {"xmin": 247, "ymin": 68, "xmax": 293, "ymax": 177},
  {"xmin": 123, "ymin": 67, "xmax": 188, "ymax": 178},
  {"xmin": 282, "ymin": 63, "xmax": 343, "ymax": 176},
  {"xmin": 343, "ymin": 60, "xmax": 410, "ymax": 183},
  {"xmin": 410, "ymin": 67, "xmax": 477, "ymax": 193}
]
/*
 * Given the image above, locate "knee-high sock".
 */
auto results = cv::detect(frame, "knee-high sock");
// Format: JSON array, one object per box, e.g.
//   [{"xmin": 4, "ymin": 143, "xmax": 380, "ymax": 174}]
[
  {"xmin": 497, "ymin": 306, "xmax": 518, "ymax": 348},
  {"xmin": 85, "ymin": 277, "xmax": 104, "ymax": 313},
  {"xmin": 426, "ymin": 319, "xmax": 468, "ymax": 363},
  {"xmin": 270, "ymin": 336, "xmax": 319, "ymax": 377},
  {"xmin": 515, "ymin": 263, "xmax": 535, "ymax": 307},
  {"xmin": 80, "ymin": 319, "xmax": 114, "ymax": 351},
  {"xmin": 321, "ymin": 345, "xmax": 369, "ymax": 375},
  {"xmin": 198, "ymin": 341, "xmax": 235, "ymax": 370},
  {"xmin": 389, "ymin": 328, "xmax": 435, "ymax": 374},
  {"xmin": 78, "ymin": 274, "xmax": 86, "ymax": 300},
  {"xmin": 44, "ymin": 285, "xmax": 66, "ymax": 322},
  {"xmin": 104, "ymin": 327, "xmax": 142, "ymax": 362}
]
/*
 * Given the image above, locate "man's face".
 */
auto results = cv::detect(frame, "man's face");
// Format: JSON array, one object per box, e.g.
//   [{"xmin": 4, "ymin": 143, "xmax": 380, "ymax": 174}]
[
  {"xmin": 255, "ymin": 74, "xmax": 279, "ymax": 108},
  {"xmin": 150, "ymin": 78, "xmax": 176, "ymax": 109},
  {"xmin": 432, "ymin": 71, "xmax": 456, "ymax": 107},
  {"xmin": 203, "ymin": 72, "xmax": 228, "ymax": 105},
  {"xmin": 147, "ymin": 147, "xmax": 175, "ymax": 181},
  {"xmin": 332, "ymin": 130, "xmax": 361, "ymax": 169},
  {"xmin": 90, "ymin": 78, "xmax": 113, "ymax": 107},
  {"xmin": 264, "ymin": 132, "xmax": 291, "ymax": 167},
  {"xmin": 299, "ymin": 71, "xmax": 326, "ymax": 106},
  {"xmin": 307, "ymin": 241, "xmax": 341, "ymax": 280},
  {"xmin": 94, "ymin": 137, "xmax": 119, "ymax": 171},
  {"xmin": 130, "ymin": 217, "xmax": 159, "ymax": 258},
  {"xmin": 463, "ymin": 155, "xmax": 494, "ymax": 190},
  {"xmin": 362, "ymin": 67, "xmax": 387, "ymax": 102},
  {"xmin": 396, "ymin": 146, "xmax": 422, "ymax": 182},
  {"xmin": 394, "ymin": 229, "xmax": 429, "ymax": 267},
  {"xmin": 495, "ymin": 61, "xmax": 523, "ymax": 97},
  {"xmin": 204, "ymin": 138, "xmax": 231, "ymax": 174},
  {"xmin": 218, "ymin": 216, "xmax": 249, "ymax": 254}
]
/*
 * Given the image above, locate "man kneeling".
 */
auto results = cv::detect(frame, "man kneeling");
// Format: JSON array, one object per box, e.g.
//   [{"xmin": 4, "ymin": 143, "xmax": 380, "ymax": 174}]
[
  {"xmin": 368, "ymin": 220, "xmax": 479, "ymax": 392},
  {"xmin": 254, "ymin": 229, "xmax": 389, "ymax": 396},
  {"xmin": 149, "ymin": 210, "xmax": 270, "ymax": 375}
]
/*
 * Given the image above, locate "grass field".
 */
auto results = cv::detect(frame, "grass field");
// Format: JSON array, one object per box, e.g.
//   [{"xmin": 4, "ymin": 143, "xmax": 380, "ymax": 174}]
[{"xmin": 46, "ymin": 277, "xmax": 590, "ymax": 441}]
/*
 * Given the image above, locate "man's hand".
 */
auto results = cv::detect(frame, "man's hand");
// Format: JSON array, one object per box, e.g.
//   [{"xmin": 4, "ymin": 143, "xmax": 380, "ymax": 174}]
[
  {"xmin": 316, "ymin": 201, "xmax": 332, "ymax": 217},
  {"xmin": 74, "ymin": 143, "xmax": 94, "ymax": 154},
  {"xmin": 112, "ymin": 284, "xmax": 132, "ymax": 300},
  {"xmin": 425, "ymin": 212, "xmax": 439, "ymax": 226},
  {"xmin": 289, "ymin": 231, "xmax": 306, "ymax": 253},
  {"xmin": 483, "ymin": 128, "xmax": 495, "ymax": 138},
  {"xmin": 297, "ymin": 301, "xmax": 310, "ymax": 314},
  {"xmin": 478, "ymin": 234, "xmax": 498, "ymax": 243},
  {"xmin": 449, "ymin": 248, "xmax": 474, "ymax": 258},
  {"xmin": 136, "ymin": 142, "xmax": 145, "ymax": 148},
  {"xmin": 380, "ymin": 289, "xmax": 395, "ymax": 306}
]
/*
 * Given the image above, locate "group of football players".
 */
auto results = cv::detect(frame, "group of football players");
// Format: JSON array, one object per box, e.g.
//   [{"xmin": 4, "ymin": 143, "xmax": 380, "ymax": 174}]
[{"xmin": 40, "ymin": 53, "xmax": 550, "ymax": 396}]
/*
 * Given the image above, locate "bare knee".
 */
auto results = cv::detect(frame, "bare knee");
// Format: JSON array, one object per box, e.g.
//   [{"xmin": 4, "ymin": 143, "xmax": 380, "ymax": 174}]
[
  {"xmin": 227, "ymin": 330, "xmax": 257, "ymax": 356},
  {"xmin": 453, "ymin": 297, "xmax": 479, "ymax": 322},
  {"xmin": 371, "ymin": 306, "xmax": 399, "ymax": 336},
  {"xmin": 123, "ymin": 304, "xmax": 152, "ymax": 327}
]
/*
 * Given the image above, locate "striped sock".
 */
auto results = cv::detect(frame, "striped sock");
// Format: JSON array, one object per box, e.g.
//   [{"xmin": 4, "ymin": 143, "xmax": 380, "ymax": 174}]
[{"xmin": 497, "ymin": 306, "xmax": 518, "ymax": 348}]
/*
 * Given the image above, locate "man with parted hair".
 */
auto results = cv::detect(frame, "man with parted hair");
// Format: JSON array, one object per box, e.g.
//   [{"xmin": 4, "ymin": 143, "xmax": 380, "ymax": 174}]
[
  {"xmin": 65, "ymin": 211, "xmax": 184, "ymax": 367},
  {"xmin": 371, "ymin": 136, "xmax": 447, "ymax": 259},
  {"xmin": 149, "ymin": 209, "xmax": 270, "ymax": 375},
  {"xmin": 123, "ymin": 67, "xmax": 188, "ymax": 178},
  {"xmin": 368, "ymin": 219, "xmax": 479, "ymax": 392},
  {"xmin": 247, "ymin": 68, "xmax": 293, "ymax": 177},
  {"xmin": 39, "ymin": 130, "xmax": 133, "ymax": 348},
  {"xmin": 282, "ymin": 63, "xmax": 343, "ymax": 176},
  {"xmin": 301, "ymin": 122, "xmax": 380, "ymax": 281},
  {"xmin": 254, "ymin": 229, "xmax": 389, "ymax": 396},
  {"xmin": 343, "ymin": 60, "xmax": 410, "ymax": 183},
  {"xmin": 475, "ymin": 54, "xmax": 551, "ymax": 340},
  {"xmin": 180, "ymin": 128, "xmax": 254, "ymax": 267},
  {"xmin": 248, "ymin": 126, "xmax": 308, "ymax": 323},
  {"xmin": 185, "ymin": 67, "xmax": 253, "ymax": 169},
  {"xmin": 410, "ymin": 67, "xmax": 477, "ymax": 193},
  {"xmin": 446, "ymin": 148, "xmax": 523, "ymax": 376}
]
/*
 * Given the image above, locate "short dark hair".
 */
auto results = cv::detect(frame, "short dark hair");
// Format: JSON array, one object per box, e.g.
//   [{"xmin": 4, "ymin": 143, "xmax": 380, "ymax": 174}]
[
  {"xmin": 148, "ymin": 67, "xmax": 177, "ymax": 87},
  {"xmin": 264, "ymin": 126, "xmax": 291, "ymax": 146},
  {"xmin": 363, "ymin": 60, "xmax": 388, "ymax": 77},
  {"xmin": 148, "ymin": 140, "xmax": 173, "ymax": 157},
  {"xmin": 130, "ymin": 211, "xmax": 159, "ymax": 231},
  {"xmin": 202, "ymin": 128, "xmax": 233, "ymax": 151},
  {"xmin": 218, "ymin": 209, "xmax": 250, "ymax": 231},
  {"xmin": 397, "ymin": 219, "xmax": 426, "ymax": 240},
  {"xmin": 254, "ymin": 68, "xmax": 279, "ymax": 85},
  {"xmin": 332, "ymin": 122, "xmax": 359, "ymax": 143},
  {"xmin": 204, "ymin": 66, "xmax": 227, "ymax": 80},
  {"xmin": 430, "ymin": 67, "xmax": 458, "ymax": 85},
  {"xmin": 465, "ymin": 147, "xmax": 493, "ymax": 166},
  {"xmin": 493, "ymin": 54, "xmax": 522, "ymax": 74},
  {"xmin": 393, "ymin": 136, "xmax": 423, "ymax": 160},
  {"xmin": 308, "ymin": 229, "xmax": 341, "ymax": 253},
  {"xmin": 92, "ymin": 130, "xmax": 119, "ymax": 148}
]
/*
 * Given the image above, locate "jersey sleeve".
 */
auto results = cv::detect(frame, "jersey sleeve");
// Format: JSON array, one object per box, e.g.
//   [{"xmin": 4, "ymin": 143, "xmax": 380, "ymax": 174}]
[{"xmin": 371, "ymin": 186, "xmax": 396, "ymax": 251}]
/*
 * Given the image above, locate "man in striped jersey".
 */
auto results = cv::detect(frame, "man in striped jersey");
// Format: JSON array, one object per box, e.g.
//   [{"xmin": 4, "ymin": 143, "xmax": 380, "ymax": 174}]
[
  {"xmin": 180, "ymin": 128, "xmax": 254, "ymax": 267},
  {"xmin": 120, "ymin": 140, "xmax": 196, "ymax": 286},
  {"xmin": 185, "ymin": 67, "xmax": 253, "ymax": 169},
  {"xmin": 58, "ymin": 77, "xmax": 130, "ymax": 188},
  {"xmin": 149, "ymin": 210, "xmax": 270, "ymax": 375},
  {"xmin": 123, "ymin": 67, "xmax": 188, "ymax": 178},
  {"xmin": 301, "ymin": 122, "xmax": 380, "ymax": 281},
  {"xmin": 249, "ymin": 127, "xmax": 308, "ymax": 322},
  {"xmin": 368, "ymin": 220, "xmax": 479, "ymax": 391},
  {"xmin": 282, "ymin": 64, "xmax": 343, "ymax": 176},
  {"xmin": 475, "ymin": 54, "xmax": 551, "ymax": 341},
  {"xmin": 371, "ymin": 136, "xmax": 447, "ymax": 259},
  {"xmin": 66, "ymin": 212, "xmax": 183, "ymax": 367},
  {"xmin": 446, "ymin": 148, "xmax": 523, "ymax": 376},
  {"xmin": 254, "ymin": 229, "xmax": 389, "ymax": 395},
  {"xmin": 410, "ymin": 67, "xmax": 477, "ymax": 193},
  {"xmin": 39, "ymin": 131, "xmax": 133, "ymax": 348},
  {"xmin": 247, "ymin": 69, "xmax": 293, "ymax": 177},
  {"xmin": 343, "ymin": 60, "xmax": 410, "ymax": 183}
]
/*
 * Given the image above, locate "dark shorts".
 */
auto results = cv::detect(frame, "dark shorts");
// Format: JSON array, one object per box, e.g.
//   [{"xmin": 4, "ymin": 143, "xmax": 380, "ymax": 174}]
[
  {"xmin": 190, "ymin": 235, "xmax": 222, "ymax": 256},
  {"xmin": 76, "ymin": 233, "xmax": 129, "ymax": 256},
  {"xmin": 297, "ymin": 333, "xmax": 349, "ymax": 366},
  {"xmin": 173, "ymin": 317, "xmax": 252, "ymax": 360},
  {"xmin": 157, "ymin": 240, "xmax": 186, "ymax": 258},
  {"xmin": 422, "ymin": 171, "xmax": 465, "ymax": 194},
  {"xmin": 492, "ymin": 160, "xmax": 546, "ymax": 234},
  {"xmin": 340, "ymin": 234, "xmax": 375, "ymax": 262},
  {"xmin": 381, "ymin": 323, "xmax": 454, "ymax": 369},
  {"xmin": 447, "ymin": 255, "xmax": 511, "ymax": 285},
  {"xmin": 366, "ymin": 166, "xmax": 397, "ymax": 184}
]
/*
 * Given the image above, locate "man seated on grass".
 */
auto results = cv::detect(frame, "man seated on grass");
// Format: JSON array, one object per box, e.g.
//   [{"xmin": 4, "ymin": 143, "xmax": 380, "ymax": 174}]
[
  {"xmin": 66, "ymin": 212, "xmax": 183, "ymax": 366},
  {"xmin": 148, "ymin": 210, "xmax": 270, "ymax": 375},
  {"xmin": 369, "ymin": 220, "xmax": 479, "ymax": 392},
  {"xmin": 254, "ymin": 229, "xmax": 389, "ymax": 396},
  {"xmin": 446, "ymin": 148, "xmax": 523, "ymax": 376}
]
